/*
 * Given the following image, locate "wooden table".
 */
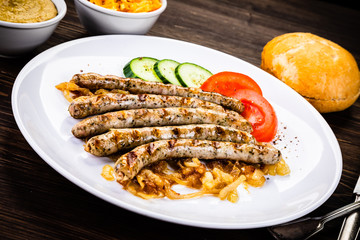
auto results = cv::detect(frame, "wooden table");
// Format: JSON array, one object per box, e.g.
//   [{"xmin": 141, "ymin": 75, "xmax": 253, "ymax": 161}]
[{"xmin": 1, "ymin": 0, "xmax": 359, "ymax": 239}]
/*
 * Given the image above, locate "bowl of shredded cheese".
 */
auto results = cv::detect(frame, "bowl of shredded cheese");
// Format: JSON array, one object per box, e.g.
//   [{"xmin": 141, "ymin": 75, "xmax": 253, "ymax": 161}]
[{"xmin": 74, "ymin": 0, "xmax": 167, "ymax": 35}]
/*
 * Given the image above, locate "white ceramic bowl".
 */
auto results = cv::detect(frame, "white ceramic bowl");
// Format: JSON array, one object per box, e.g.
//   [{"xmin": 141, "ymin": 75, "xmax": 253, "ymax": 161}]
[
  {"xmin": 0, "ymin": 0, "xmax": 67, "ymax": 58},
  {"xmin": 74, "ymin": 0, "xmax": 167, "ymax": 35}
]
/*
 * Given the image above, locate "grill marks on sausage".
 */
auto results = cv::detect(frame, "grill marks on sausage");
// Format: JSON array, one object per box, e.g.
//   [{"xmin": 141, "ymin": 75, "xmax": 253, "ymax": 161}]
[
  {"xmin": 66, "ymin": 72, "xmax": 282, "ymax": 182},
  {"xmin": 126, "ymin": 152, "xmax": 138, "ymax": 168},
  {"xmin": 85, "ymin": 124, "xmax": 255, "ymax": 157},
  {"xmin": 114, "ymin": 139, "xmax": 282, "ymax": 181},
  {"xmin": 68, "ymin": 93, "xmax": 226, "ymax": 119},
  {"xmin": 146, "ymin": 142, "xmax": 155, "ymax": 155},
  {"xmin": 72, "ymin": 108, "xmax": 252, "ymax": 138},
  {"xmin": 72, "ymin": 72, "xmax": 244, "ymax": 114},
  {"xmin": 168, "ymin": 139, "xmax": 176, "ymax": 149},
  {"xmin": 138, "ymin": 94, "xmax": 147, "ymax": 102}
]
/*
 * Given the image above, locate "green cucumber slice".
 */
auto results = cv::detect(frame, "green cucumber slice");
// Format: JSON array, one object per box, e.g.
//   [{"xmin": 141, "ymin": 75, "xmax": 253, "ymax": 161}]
[
  {"xmin": 123, "ymin": 57, "xmax": 161, "ymax": 82},
  {"xmin": 153, "ymin": 59, "xmax": 182, "ymax": 85},
  {"xmin": 175, "ymin": 62, "xmax": 212, "ymax": 88}
]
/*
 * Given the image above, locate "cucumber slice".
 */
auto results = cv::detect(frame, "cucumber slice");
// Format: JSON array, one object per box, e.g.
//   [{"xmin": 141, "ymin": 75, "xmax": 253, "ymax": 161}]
[
  {"xmin": 123, "ymin": 57, "xmax": 161, "ymax": 82},
  {"xmin": 175, "ymin": 62, "xmax": 212, "ymax": 88},
  {"xmin": 153, "ymin": 59, "xmax": 182, "ymax": 85}
]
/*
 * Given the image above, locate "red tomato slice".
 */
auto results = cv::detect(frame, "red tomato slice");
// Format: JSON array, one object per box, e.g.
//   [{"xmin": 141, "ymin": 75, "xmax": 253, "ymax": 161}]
[
  {"xmin": 200, "ymin": 71, "xmax": 263, "ymax": 96},
  {"xmin": 228, "ymin": 89, "xmax": 278, "ymax": 142}
]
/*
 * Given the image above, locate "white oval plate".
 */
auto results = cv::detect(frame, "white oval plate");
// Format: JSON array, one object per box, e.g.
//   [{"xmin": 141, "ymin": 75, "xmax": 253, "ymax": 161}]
[{"xmin": 11, "ymin": 35, "xmax": 342, "ymax": 229}]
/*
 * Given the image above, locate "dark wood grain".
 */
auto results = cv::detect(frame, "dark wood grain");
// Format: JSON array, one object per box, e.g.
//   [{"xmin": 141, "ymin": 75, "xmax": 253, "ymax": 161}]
[{"xmin": 1, "ymin": 0, "xmax": 359, "ymax": 239}]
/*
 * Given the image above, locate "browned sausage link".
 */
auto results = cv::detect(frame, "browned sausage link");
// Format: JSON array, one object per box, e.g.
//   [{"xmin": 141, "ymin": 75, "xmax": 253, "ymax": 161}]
[
  {"xmin": 85, "ymin": 124, "xmax": 256, "ymax": 156},
  {"xmin": 68, "ymin": 93, "xmax": 225, "ymax": 119},
  {"xmin": 114, "ymin": 139, "xmax": 282, "ymax": 181},
  {"xmin": 71, "ymin": 108, "xmax": 252, "ymax": 138},
  {"xmin": 71, "ymin": 72, "xmax": 244, "ymax": 114}
]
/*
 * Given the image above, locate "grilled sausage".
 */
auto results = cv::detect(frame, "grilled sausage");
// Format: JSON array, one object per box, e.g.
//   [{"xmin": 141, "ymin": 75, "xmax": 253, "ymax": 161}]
[
  {"xmin": 114, "ymin": 139, "xmax": 282, "ymax": 181},
  {"xmin": 69, "ymin": 93, "xmax": 225, "ymax": 119},
  {"xmin": 71, "ymin": 108, "xmax": 252, "ymax": 138},
  {"xmin": 85, "ymin": 124, "xmax": 256, "ymax": 156},
  {"xmin": 71, "ymin": 72, "xmax": 244, "ymax": 114}
]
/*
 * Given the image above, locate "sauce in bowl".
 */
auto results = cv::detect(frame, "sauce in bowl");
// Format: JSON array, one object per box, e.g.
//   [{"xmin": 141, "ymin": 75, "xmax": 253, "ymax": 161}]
[{"xmin": 0, "ymin": 0, "xmax": 58, "ymax": 23}]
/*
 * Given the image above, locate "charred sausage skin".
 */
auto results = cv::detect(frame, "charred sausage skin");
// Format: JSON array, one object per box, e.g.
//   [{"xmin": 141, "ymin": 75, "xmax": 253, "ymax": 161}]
[
  {"xmin": 69, "ymin": 93, "xmax": 225, "ymax": 119},
  {"xmin": 71, "ymin": 107, "xmax": 252, "ymax": 138},
  {"xmin": 71, "ymin": 72, "xmax": 244, "ymax": 114},
  {"xmin": 114, "ymin": 139, "xmax": 282, "ymax": 181},
  {"xmin": 85, "ymin": 124, "xmax": 256, "ymax": 156}
]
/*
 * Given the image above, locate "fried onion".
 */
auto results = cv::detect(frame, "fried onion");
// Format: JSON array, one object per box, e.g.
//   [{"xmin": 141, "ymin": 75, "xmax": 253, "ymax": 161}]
[
  {"xmin": 115, "ymin": 158, "xmax": 290, "ymax": 203},
  {"xmin": 55, "ymin": 81, "xmax": 129, "ymax": 102}
]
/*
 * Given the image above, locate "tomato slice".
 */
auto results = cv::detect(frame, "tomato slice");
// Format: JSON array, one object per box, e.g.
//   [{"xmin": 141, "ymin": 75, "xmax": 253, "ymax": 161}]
[
  {"xmin": 200, "ymin": 71, "xmax": 277, "ymax": 142},
  {"xmin": 200, "ymin": 71, "xmax": 263, "ymax": 96},
  {"xmin": 228, "ymin": 89, "xmax": 278, "ymax": 142}
]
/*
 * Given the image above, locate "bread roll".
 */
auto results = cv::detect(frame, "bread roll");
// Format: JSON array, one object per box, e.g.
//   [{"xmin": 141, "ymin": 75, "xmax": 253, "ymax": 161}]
[{"xmin": 261, "ymin": 32, "xmax": 360, "ymax": 113}]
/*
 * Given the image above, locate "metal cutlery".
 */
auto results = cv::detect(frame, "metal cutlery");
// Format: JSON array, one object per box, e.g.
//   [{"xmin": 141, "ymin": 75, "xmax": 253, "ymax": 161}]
[
  {"xmin": 268, "ymin": 176, "xmax": 360, "ymax": 240},
  {"xmin": 337, "ymin": 176, "xmax": 360, "ymax": 240}
]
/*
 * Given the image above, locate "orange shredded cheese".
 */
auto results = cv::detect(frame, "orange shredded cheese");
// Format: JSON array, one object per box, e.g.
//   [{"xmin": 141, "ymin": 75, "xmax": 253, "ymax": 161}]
[{"xmin": 88, "ymin": 0, "xmax": 162, "ymax": 13}]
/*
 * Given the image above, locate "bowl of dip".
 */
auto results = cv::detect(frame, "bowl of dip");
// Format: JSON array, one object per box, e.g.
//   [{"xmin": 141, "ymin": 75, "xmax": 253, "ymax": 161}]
[
  {"xmin": 0, "ymin": 0, "xmax": 67, "ymax": 57},
  {"xmin": 74, "ymin": 0, "xmax": 167, "ymax": 35}
]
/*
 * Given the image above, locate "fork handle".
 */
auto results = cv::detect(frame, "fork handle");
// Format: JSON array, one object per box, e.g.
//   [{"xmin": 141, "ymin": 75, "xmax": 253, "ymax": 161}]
[{"xmin": 337, "ymin": 195, "xmax": 360, "ymax": 240}]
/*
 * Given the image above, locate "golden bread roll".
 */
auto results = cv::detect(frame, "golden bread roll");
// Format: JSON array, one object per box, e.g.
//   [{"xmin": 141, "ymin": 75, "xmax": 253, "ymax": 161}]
[{"xmin": 261, "ymin": 32, "xmax": 360, "ymax": 113}]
